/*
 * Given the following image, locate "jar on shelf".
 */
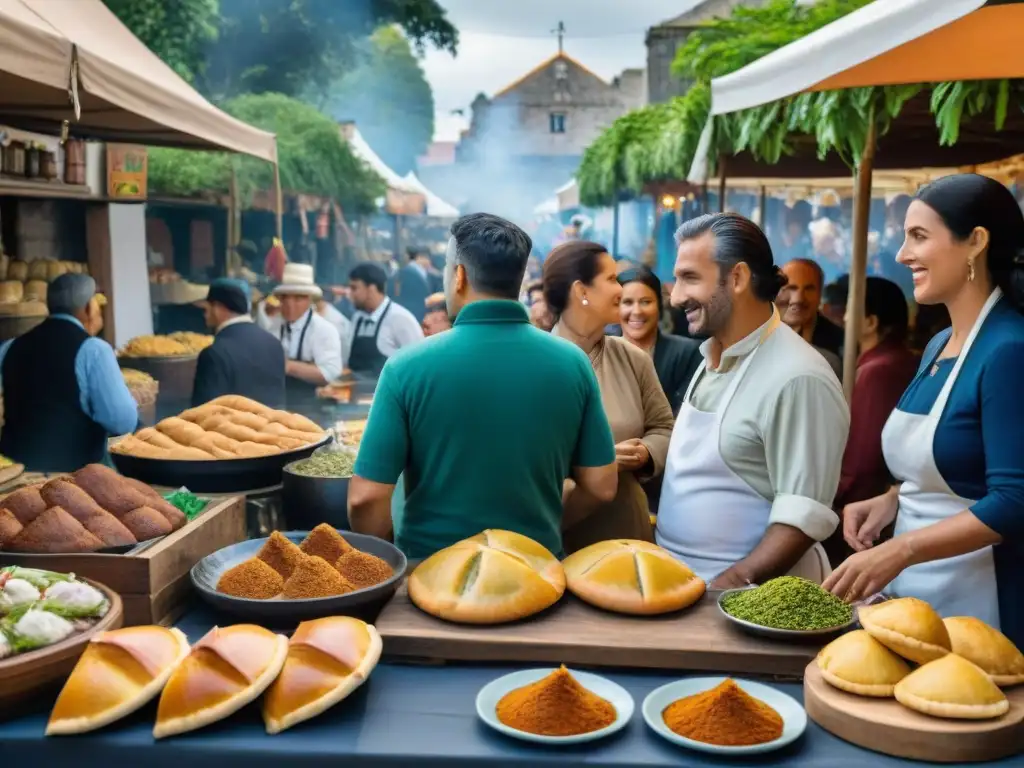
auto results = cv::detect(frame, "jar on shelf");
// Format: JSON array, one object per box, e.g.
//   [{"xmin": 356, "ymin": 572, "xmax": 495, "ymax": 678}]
[
  {"xmin": 25, "ymin": 143, "xmax": 40, "ymax": 179},
  {"xmin": 64, "ymin": 139, "xmax": 85, "ymax": 185},
  {"xmin": 8, "ymin": 141, "xmax": 25, "ymax": 177},
  {"xmin": 41, "ymin": 151, "xmax": 57, "ymax": 180}
]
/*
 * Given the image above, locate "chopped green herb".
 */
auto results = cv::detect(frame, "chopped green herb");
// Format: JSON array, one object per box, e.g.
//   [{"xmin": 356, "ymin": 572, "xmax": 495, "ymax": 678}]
[
  {"xmin": 290, "ymin": 451, "xmax": 355, "ymax": 478},
  {"xmin": 721, "ymin": 576, "xmax": 853, "ymax": 631}
]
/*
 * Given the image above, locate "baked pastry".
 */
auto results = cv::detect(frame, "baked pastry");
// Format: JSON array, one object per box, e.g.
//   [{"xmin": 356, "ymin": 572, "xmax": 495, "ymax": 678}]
[
  {"xmin": 0, "ymin": 508, "xmax": 24, "ymax": 547},
  {"xmin": 860, "ymin": 597, "xmax": 951, "ymax": 664},
  {"xmin": 120, "ymin": 506, "xmax": 173, "ymax": 541},
  {"xmin": 895, "ymin": 653, "xmax": 1009, "ymax": 720},
  {"xmin": 6, "ymin": 507, "xmax": 104, "ymax": 553},
  {"xmin": 2, "ymin": 485, "xmax": 47, "ymax": 525},
  {"xmin": 40, "ymin": 479, "xmax": 136, "ymax": 548},
  {"xmin": 944, "ymin": 617, "xmax": 1024, "ymax": 687},
  {"xmin": 408, "ymin": 530, "xmax": 566, "ymax": 624},
  {"xmin": 562, "ymin": 539, "xmax": 705, "ymax": 615},
  {"xmin": 154, "ymin": 625, "xmax": 288, "ymax": 739},
  {"xmin": 46, "ymin": 626, "xmax": 190, "ymax": 735},
  {"xmin": 817, "ymin": 629, "xmax": 912, "ymax": 697},
  {"xmin": 263, "ymin": 617, "xmax": 382, "ymax": 734}
]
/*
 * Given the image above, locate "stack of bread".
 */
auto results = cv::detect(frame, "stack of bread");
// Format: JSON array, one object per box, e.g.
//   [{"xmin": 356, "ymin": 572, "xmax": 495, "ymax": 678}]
[
  {"xmin": 0, "ymin": 258, "xmax": 88, "ymax": 314},
  {"xmin": 0, "ymin": 464, "xmax": 186, "ymax": 553},
  {"xmin": 46, "ymin": 616, "xmax": 381, "ymax": 737},
  {"xmin": 817, "ymin": 597, "xmax": 1024, "ymax": 720},
  {"xmin": 110, "ymin": 395, "xmax": 326, "ymax": 460}
]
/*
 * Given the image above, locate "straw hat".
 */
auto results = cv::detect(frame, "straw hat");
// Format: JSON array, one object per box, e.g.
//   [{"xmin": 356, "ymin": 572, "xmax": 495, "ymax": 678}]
[{"xmin": 273, "ymin": 263, "xmax": 322, "ymax": 299}]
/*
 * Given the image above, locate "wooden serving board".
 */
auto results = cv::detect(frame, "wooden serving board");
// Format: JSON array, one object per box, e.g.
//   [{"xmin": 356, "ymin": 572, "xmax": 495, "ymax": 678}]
[
  {"xmin": 376, "ymin": 585, "xmax": 819, "ymax": 678},
  {"xmin": 804, "ymin": 661, "xmax": 1024, "ymax": 763},
  {"xmin": 0, "ymin": 495, "xmax": 245, "ymax": 626}
]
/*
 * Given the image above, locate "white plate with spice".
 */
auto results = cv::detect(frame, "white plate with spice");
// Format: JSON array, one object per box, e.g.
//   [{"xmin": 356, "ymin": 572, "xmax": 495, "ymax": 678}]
[
  {"xmin": 716, "ymin": 586, "xmax": 857, "ymax": 640},
  {"xmin": 643, "ymin": 677, "xmax": 806, "ymax": 755},
  {"xmin": 476, "ymin": 667, "xmax": 634, "ymax": 745}
]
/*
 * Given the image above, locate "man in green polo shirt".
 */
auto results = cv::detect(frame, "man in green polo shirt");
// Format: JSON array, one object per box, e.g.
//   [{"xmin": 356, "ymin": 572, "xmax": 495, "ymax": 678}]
[{"xmin": 349, "ymin": 213, "xmax": 617, "ymax": 559}]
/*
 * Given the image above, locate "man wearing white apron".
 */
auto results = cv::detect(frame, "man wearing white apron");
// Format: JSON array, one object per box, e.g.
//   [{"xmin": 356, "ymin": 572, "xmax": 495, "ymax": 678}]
[{"xmin": 656, "ymin": 213, "xmax": 850, "ymax": 588}]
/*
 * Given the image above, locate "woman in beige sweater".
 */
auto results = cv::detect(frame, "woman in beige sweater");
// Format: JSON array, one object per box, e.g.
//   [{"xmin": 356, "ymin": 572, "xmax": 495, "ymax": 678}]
[{"xmin": 543, "ymin": 241, "xmax": 675, "ymax": 552}]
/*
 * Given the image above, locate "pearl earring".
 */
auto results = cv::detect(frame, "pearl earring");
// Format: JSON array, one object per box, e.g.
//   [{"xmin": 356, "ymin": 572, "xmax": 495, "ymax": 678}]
[{"xmin": 582, "ymin": 297, "xmax": 589, "ymax": 306}]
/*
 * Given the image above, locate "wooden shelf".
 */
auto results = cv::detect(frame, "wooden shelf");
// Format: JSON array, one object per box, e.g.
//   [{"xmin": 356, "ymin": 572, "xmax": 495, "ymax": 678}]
[{"xmin": 0, "ymin": 177, "xmax": 93, "ymax": 200}]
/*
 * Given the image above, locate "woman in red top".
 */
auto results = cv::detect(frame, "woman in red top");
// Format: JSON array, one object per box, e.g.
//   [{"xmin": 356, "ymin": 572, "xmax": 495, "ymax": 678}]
[{"xmin": 825, "ymin": 276, "xmax": 919, "ymax": 566}]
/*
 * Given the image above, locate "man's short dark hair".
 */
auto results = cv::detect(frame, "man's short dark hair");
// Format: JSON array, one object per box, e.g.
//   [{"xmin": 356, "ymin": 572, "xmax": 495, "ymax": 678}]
[
  {"xmin": 348, "ymin": 262, "xmax": 387, "ymax": 293},
  {"xmin": 785, "ymin": 258, "xmax": 826, "ymax": 290},
  {"xmin": 407, "ymin": 245, "xmax": 429, "ymax": 261},
  {"xmin": 449, "ymin": 213, "xmax": 532, "ymax": 299},
  {"xmin": 675, "ymin": 213, "xmax": 785, "ymax": 302},
  {"xmin": 865, "ymin": 276, "xmax": 909, "ymax": 343},
  {"xmin": 824, "ymin": 274, "xmax": 849, "ymax": 307}
]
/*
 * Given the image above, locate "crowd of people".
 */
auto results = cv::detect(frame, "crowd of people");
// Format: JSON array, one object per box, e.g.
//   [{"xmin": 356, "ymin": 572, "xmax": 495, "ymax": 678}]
[{"xmin": 0, "ymin": 173, "xmax": 1019, "ymax": 650}]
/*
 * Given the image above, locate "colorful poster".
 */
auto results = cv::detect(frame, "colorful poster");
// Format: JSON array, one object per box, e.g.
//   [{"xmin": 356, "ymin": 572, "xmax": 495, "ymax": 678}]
[{"xmin": 107, "ymin": 144, "xmax": 148, "ymax": 199}]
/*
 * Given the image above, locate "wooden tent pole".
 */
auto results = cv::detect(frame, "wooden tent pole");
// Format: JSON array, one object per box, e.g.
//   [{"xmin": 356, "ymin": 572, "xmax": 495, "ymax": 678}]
[
  {"xmin": 273, "ymin": 162, "xmax": 284, "ymax": 240},
  {"xmin": 842, "ymin": 111, "xmax": 878, "ymax": 400},
  {"xmin": 228, "ymin": 165, "xmax": 239, "ymax": 274}
]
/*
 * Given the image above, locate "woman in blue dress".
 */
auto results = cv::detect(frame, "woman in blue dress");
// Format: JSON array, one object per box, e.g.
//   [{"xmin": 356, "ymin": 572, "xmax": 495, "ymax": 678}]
[{"xmin": 824, "ymin": 174, "xmax": 1024, "ymax": 647}]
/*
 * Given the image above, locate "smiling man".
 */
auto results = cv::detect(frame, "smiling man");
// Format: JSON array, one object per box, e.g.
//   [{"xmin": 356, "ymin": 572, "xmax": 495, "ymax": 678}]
[{"xmin": 656, "ymin": 213, "xmax": 849, "ymax": 588}]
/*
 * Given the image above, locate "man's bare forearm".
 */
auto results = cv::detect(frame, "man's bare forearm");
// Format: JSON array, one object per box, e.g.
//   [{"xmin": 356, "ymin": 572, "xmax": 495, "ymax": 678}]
[
  {"xmin": 287, "ymin": 360, "xmax": 328, "ymax": 385},
  {"xmin": 562, "ymin": 481, "xmax": 603, "ymax": 530},
  {"xmin": 348, "ymin": 496, "xmax": 393, "ymax": 540},
  {"xmin": 716, "ymin": 524, "xmax": 815, "ymax": 586}
]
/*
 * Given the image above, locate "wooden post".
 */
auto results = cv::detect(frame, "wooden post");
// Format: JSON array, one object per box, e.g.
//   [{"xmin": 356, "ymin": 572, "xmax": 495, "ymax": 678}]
[
  {"xmin": 273, "ymin": 162, "xmax": 283, "ymax": 240},
  {"xmin": 717, "ymin": 155, "xmax": 728, "ymax": 213},
  {"xmin": 842, "ymin": 111, "xmax": 878, "ymax": 400},
  {"xmin": 227, "ymin": 165, "xmax": 238, "ymax": 274},
  {"xmin": 758, "ymin": 185, "xmax": 767, "ymax": 228}
]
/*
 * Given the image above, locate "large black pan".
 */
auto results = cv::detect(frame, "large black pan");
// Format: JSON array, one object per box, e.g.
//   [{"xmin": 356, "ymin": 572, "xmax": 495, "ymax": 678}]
[{"xmin": 109, "ymin": 433, "xmax": 332, "ymax": 493}]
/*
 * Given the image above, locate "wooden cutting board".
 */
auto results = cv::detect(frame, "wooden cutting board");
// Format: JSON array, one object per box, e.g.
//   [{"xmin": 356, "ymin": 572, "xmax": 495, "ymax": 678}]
[
  {"xmin": 375, "ymin": 585, "xmax": 820, "ymax": 678},
  {"xmin": 804, "ymin": 661, "xmax": 1024, "ymax": 763}
]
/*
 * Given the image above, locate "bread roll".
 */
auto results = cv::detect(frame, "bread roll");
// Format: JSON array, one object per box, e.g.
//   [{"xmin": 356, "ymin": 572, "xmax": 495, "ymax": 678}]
[
  {"xmin": 562, "ymin": 540, "xmax": 706, "ymax": 615},
  {"xmin": 0, "ymin": 280, "xmax": 23, "ymax": 303},
  {"xmin": 110, "ymin": 436, "xmax": 173, "ymax": 459},
  {"xmin": 23, "ymin": 279, "xmax": 47, "ymax": 302},
  {"xmin": 136, "ymin": 427, "xmax": 183, "ymax": 450},
  {"xmin": 7, "ymin": 259, "xmax": 27, "ymax": 281},
  {"xmin": 207, "ymin": 395, "xmax": 271, "ymax": 416},
  {"xmin": 265, "ymin": 410, "xmax": 322, "ymax": 434},
  {"xmin": 155, "ymin": 417, "xmax": 208, "ymax": 446},
  {"xmin": 408, "ymin": 530, "xmax": 566, "ymax": 624},
  {"xmin": 27, "ymin": 259, "xmax": 49, "ymax": 281}
]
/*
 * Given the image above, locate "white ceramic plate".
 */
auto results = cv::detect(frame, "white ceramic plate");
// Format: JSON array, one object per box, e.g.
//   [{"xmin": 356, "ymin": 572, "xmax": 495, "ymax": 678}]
[
  {"xmin": 476, "ymin": 668, "xmax": 634, "ymax": 745},
  {"xmin": 642, "ymin": 677, "xmax": 806, "ymax": 755}
]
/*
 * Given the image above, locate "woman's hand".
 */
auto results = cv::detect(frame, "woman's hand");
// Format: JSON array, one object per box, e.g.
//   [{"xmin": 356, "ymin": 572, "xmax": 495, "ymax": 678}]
[
  {"xmin": 842, "ymin": 488, "xmax": 899, "ymax": 552},
  {"xmin": 615, "ymin": 438, "xmax": 650, "ymax": 472},
  {"xmin": 823, "ymin": 537, "xmax": 912, "ymax": 603}
]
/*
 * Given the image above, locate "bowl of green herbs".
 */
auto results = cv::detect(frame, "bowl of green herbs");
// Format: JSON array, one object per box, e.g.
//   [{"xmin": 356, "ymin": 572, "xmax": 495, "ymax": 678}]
[
  {"xmin": 282, "ymin": 447, "xmax": 356, "ymax": 531},
  {"xmin": 717, "ymin": 576, "xmax": 856, "ymax": 641}
]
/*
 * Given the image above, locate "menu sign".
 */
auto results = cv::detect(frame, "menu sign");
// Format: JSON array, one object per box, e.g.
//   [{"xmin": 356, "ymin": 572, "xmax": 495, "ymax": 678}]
[{"xmin": 107, "ymin": 144, "xmax": 148, "ymax": 199}]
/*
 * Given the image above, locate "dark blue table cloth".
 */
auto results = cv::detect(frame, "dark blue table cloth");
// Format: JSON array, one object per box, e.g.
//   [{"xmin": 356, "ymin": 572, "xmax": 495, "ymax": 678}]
[{"xmin": 1, "ymin": 605, "xmax": 1021, "ymax": 767}]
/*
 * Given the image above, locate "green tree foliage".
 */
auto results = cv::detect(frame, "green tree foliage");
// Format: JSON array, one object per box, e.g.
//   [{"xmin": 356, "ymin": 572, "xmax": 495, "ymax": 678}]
[
  {"xmin": 318, "ymin": 27, "xmax": 435, "ymax": 175},
  {"xmin": 201, "ymin": 0, "xmax": 457, "ymax": 101},
  {"xmin": 103, "ymin": 0, "xmax": 219, "ymax": 84},
  {"xmin": 148, "ymin": 93, "xmax": 385, "ymax": 214},
  {"xmin": 578, "ymin": 0, "xmax": 1018, "ymax": 206}
]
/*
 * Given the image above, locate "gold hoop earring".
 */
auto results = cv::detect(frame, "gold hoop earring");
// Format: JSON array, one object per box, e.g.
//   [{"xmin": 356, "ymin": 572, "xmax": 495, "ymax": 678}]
[{"xmin": 968, "ymin": 259, "xmax": 976, "ymax": 282}]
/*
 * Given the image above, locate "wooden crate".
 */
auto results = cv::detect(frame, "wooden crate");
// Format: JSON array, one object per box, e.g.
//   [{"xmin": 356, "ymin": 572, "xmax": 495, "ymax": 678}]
[
  {"xmin": 0, "ymin": 495, "xmax": 245, "ymax": 626},
  {"xmin": 376, "ymin": 585, "xmax": 818, "ymax": 679}
]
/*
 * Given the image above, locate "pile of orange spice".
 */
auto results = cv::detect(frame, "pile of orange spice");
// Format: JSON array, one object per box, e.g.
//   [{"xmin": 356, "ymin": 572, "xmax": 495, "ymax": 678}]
[
  {"xmin": 662, "ymin": 679, "xmax": 783, "ymax": 746},
  {"xmin": 496, "ymin": 666, "xmax": 615, "ymax": 737}
]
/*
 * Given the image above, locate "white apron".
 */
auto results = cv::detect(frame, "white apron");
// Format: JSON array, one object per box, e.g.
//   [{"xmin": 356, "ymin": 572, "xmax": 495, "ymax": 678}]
[
  {"xmin": 656, "ymin": 318, "xmax": 830, "ymax": 584},
  {"xmin": 882, "ymin": 288, "xmax": 1001, "ymax": 627}
]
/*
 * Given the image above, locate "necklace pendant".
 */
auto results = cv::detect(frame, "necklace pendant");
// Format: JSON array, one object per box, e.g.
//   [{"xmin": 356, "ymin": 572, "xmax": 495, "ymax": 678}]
[{"xmin": 930, "ymin": 363, "xmax": 939, "ymax": 376}]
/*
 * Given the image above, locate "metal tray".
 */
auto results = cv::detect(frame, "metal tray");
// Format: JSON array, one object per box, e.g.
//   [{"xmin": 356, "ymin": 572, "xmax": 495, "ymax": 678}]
[
  {"xmin": 109, "ymin": 433, "xmax": 332, "ymax": 494},
  {"xmin": 190, "ymin": 530, "xmax": 406, "ymax": 627}
]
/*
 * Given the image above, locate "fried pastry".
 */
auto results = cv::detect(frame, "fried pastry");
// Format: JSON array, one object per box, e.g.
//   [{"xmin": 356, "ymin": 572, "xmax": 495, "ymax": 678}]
[
  {"xmin": 562, "ymin": 539, "xmax": 705, "ymax": 615},
  {"xmin": 2, "ymin": 485, "xmax": 47, "ymax": 525},
  {"xmin": 7, "ymin": 507, "xmax": 104, "ymax": 553},
  {"xmin": 207, "ymin": 395, "xmax": 272, "ymax": 416},
  {"xmin": 943, "ymin": 617, "xmax": 1024, "ymax": 687},
  {"xmin": 154, "ymin": 625, "xmax": 288, "ymax": 739},
  {"xmin": 818, "ymin": 629, "xmax": 912, "ymax": 697},
  {"xmin": 0, "ymin": 508, "xmax": 23, "ymax": 547},
  {"xmin": 895, "ymin": 653, "xmax": 1009, "ymax": 720},
  {"xmin": 40, "ymin": 479, "xmax": 136, "ymax": 548},
  {"xmin": 118, "ymin": 476, "xmax": 187, "ymax": 529},
  {"xmin": 860, "ymin": 597, "xmax": 951, "ymax": 664},
  {"xmin": 120, "ymin": 506, "xmax": 173, "ymax": 541},
  {"xmin": 409, "ymin": 529, "xmax": 566, "ymax": 624},
  {"xmin": 47, "ymin": 626, "xmax": 190, "ymax": 735},
  {"xmin": 263, "ymin": 617, "xmax": 382, "ymax": 734}
]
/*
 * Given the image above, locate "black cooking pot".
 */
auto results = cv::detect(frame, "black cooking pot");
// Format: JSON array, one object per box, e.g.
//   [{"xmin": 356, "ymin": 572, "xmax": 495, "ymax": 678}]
[{"xmin": 281, "ymin": 458, "xmax": 351, "ymax": 530}]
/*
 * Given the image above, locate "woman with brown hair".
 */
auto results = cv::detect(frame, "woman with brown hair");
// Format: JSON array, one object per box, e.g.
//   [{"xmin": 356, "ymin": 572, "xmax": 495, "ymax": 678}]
[{"xmin": 543, "ymin": 241, "xmax": 675, "ymax": 552}]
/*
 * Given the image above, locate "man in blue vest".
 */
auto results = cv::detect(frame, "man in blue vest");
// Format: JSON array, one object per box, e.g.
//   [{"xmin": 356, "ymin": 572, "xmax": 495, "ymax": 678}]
[{"xmin": 0, "ymin": 273, "xmax": 138, "ymax": 471}]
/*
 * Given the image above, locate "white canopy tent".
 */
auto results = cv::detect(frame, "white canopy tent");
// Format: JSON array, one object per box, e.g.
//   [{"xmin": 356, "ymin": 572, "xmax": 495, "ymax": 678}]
[
  {"xmin": 342, "ymin": 125, "xmax": 421, "ymax": 195},
  {"xmin": 401, "ymin": 171, "xmax": 459, "ymax": 219}
]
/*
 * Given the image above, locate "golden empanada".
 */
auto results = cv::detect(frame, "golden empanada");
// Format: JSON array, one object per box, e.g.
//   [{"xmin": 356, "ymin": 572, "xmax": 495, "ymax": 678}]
[
  {"xmin": 944, "ymin": 617, "xmax": 1024, "ymax": 688},
  {"xmin": 895, "ymin": 653, "xmax": 1009, "ymax": 720},
  {"xmin": 562, "ymin": 539, "xmax": 705, "ymax": 615},
  {"xmin": 860, "ymin": 597, "xmax": 950, "ymax": 664},
  {"xmin": 818, "ymin": 629, "xmax": 912, "ymax": 697}
]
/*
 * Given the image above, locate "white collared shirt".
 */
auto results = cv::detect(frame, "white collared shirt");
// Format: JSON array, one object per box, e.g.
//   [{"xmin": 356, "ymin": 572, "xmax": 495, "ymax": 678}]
[
  {"xmin": 259, "ymin": 306, "xmax": 343, "ymax": 382},
  {"xmin": 215, "ymin": 315, "xmax": 252, "ymax": 334},
  {"xmin": 688, "ymin": 308, "xmax": 849, "ymax": 542},
  {"xmin": 348, "ymin": 297, "xmax": 424, "ymax": 358},
  {"xmin": 317, "ymin": 301, "xmax": 352, "ymax": 368}
]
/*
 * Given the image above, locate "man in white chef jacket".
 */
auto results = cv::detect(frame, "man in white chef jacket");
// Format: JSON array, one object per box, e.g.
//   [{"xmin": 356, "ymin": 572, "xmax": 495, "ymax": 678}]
[{"xmin": 656, "ymin": 213, "xmax": 850, "ymax": 588}]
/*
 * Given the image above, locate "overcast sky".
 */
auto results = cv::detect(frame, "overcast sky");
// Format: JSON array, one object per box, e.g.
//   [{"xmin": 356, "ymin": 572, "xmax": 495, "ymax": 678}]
[{"xmin": 421, "ymin": 0, "xmax": 703, "ymax": 141}]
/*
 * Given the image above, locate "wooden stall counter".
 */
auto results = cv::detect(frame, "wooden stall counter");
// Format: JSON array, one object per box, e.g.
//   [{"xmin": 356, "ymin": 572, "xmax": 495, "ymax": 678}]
[{"xmin": 376, "ymin": 585, "xmax": 817, "ymax": 678}]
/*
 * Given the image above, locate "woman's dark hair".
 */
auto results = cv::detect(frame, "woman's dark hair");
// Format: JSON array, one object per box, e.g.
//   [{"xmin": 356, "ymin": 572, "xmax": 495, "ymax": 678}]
[
  {"xmin": 864, "ymin": 276, "xmax": 909, "ymax": 343},
  {"xmin": 542, "ymin": 240, "xmax": 609, "ymax": 318},
  {"xmin": 674, "ymin": 213, "xmax": 787, "ymax": 302},
  {"xmin": 618, "ymin": 265, "xmax": 663, "ymax": 313},
  {"xmin": 916, "ymin": 173, "xmax": 1024, "ymax": 309}
]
